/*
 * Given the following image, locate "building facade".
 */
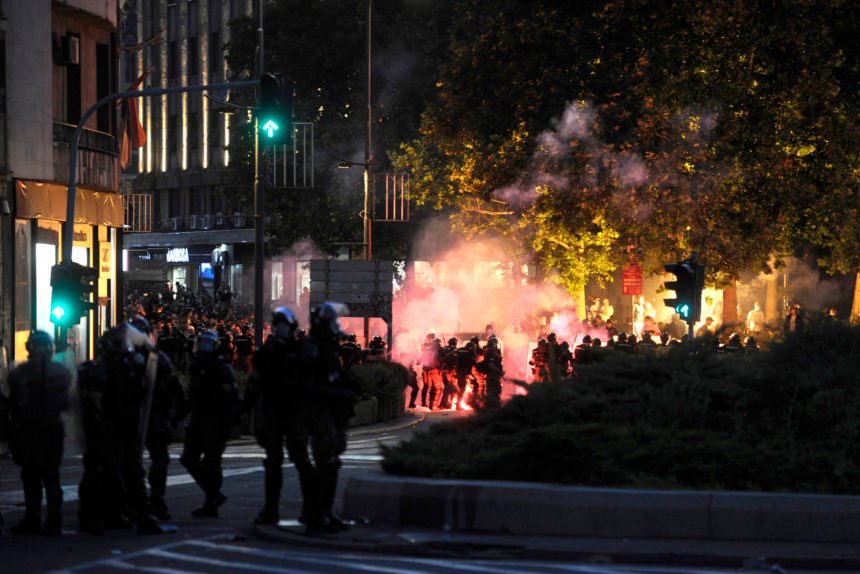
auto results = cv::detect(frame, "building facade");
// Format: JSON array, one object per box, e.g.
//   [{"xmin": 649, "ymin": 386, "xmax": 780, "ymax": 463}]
[
  {"xmin": 0, "ymin": 0, "xmax": 123, "ymax": 363},
  {"xmin": 120, "ymin": 0, "xmax": 258, "ymax": 306}
]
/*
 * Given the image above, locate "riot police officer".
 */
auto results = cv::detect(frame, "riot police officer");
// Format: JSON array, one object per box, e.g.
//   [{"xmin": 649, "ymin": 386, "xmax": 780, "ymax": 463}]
[
  {"xmin": 80, "ymin": 325, "xmax": 164, "ymax": 535},
  {"xmin": 181, "ymin": 330, "xmax": 239, "ymax": 518},
  {"xmin": 6, "ymin": 331, "xmax": 71, "ymax": 535},
  {"xmin": 339, "ymin": 334, "xmax": 363, "ymax": 370},
  {"xmin": 419, "ymin": 334, "xmax": 441, "ymax": 408},
  {"xmin": 478, "ymin": 336, "xmax": 504, "ymax": 409},
  {"xmin": 234, "ymin": 325, "xmax": 255, "ymax": 373},
  {"xmin": 242, "ymin": 308, "xmax": 302, "ymax": 525},
  {"xmin": 438, "ymin": 337, "xmax": 459, "ymax": 409},
  {"xmin": 297, "ymin": 302, "xmax": 358, "ymax": 533},
  {"xmin": 530, "ymin": 338, "xmax": 549, "ymax": 382},
  {"xmin": 131, "ymin": 315, "xmax": 185, "ymax": 522},
  {"xmin": 455, "ymin": 341, "xmax": 477, "ymax": 410}
]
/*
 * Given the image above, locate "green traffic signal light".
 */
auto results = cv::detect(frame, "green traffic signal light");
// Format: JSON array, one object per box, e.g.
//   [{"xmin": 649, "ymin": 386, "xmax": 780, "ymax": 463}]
[
  {"xmin": 50, "ymin": 263, "xmax": 80, "ymax": 328},
  {"xmin": 49, "ymin": 262, "xmax": 98, "ymax": 328},
  {"xmin": 663, "ymin": 254, "xmax": 705, "ymax": 325},
  {"xmin": 258, "ymin": 73, "xmax": 292, "ymax": 143},
  {"xmin": 51, "ymin": 303, "xmax": 67, "ymax": 321}
]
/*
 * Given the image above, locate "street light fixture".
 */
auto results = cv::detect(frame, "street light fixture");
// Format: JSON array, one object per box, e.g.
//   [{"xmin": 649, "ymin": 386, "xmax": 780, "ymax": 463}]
[{"xmin": 334, "ymin": 159, "xmax": 371, "ymax": 260}]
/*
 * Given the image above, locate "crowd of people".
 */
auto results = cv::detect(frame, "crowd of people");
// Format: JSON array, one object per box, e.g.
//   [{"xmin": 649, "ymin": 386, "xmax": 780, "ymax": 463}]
[
  {"xmin": 406, "ymin": 332, "xmax": 505, "ymax": 412},
  {"xmin": 0, "ymin": 301, "xmax": 359, "ymax": 537}
]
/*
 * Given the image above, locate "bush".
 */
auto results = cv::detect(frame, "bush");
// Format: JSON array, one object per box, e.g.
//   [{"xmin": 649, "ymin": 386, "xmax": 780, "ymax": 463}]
[
  {"xmin": 381, "ymin": 321, "xmax": 860, "ymax": 494},
  {"xmin": 351, "ymin": 361, "xmax": 410, "ymax": 401}
]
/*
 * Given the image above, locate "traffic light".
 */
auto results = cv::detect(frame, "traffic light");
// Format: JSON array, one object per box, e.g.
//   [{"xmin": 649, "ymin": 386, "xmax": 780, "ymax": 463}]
[
  {"xmin": 257, "ymin": 73, "xmax": 293, "ymax": 144},
  {"xmin": 78, "ymin": 263, "xmax": 98, "ymax": 317},
  {"xmin": 50, "ymin": 263, "xmax": 79, "ymax": 328},
  {"xmin": 663, "ymin": 254, "xmax": 705, "ymax": 324},
  {"xmin": 49, "ymin": 261, "xmax": 98, "ymax": 328}
]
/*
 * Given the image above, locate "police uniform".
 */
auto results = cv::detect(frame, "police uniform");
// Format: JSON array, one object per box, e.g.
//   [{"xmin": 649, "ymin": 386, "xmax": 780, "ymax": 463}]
[
  {"xmin": 7, "ymin": 332, "xmax": 71, "ymax": 535},
  {"xmin": 181, "ymin": 331, "xmax": 239, "ymax": 518},
  {"xmin": 242, "ymin": 308, "xmax": 304, "ymax": 525},
  {"xmin": 297, "ymin": 302, "xmax": 358, "ymax": 534}
]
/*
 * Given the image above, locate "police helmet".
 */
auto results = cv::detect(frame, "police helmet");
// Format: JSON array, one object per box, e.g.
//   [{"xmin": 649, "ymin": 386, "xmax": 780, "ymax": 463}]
[
  {"xmin": 547, "ymin": 332, "xmax": 558, "ymax": 343},
  {"xmin": 370, "ymin": 335, "xmax": 385, "ymax": 349},
  {"xmin": 616, "ymin": 332, "xmax": 627, "ymax": 342},
  {"xmin": 582, "ymin": 334, "xmax": 593, "ymax": 344},
  {"xmin": 347, "ymin": 333, "xmax": 358, "ymax": 343},
  {"xmin": 591, "ymin": 338, "xmax": 602, "ymax": 347},
  {"xmin": 26, "ymin": 330, "xmax": 54, "ymax": 360},
  {"xmin": 487, "ymin": 335, "xmax": 499, "ymax": 348},
  {"xmin": 448, "ymin": 337, "xmax": 458, "ymax": 346},
  {"xmin": 130, "ymin": 314, "xmax": 151, "ymax": 334},
  {"xmin": 272, "ymin": 306, "xmax": 298, "ymax": 339},
  {"xmin": 195, "ymin": 330, "xmax": 220, "ymax": 354},
  {"xmin": 470, "ymin": 335, "xmax": 480, "ymax": 345},
  {"xmin": 728, "ymin": 333, "xmax": 742, "ymax": 345},
  {"xmin": 627, "ymin": 333, "xmax": 638, "ymax": 344},
  {"xmin": 98, "ymin": 326, "xmax": 134, "ymax": 358},
  {"xmin": 310, "ymin": 301, "xmax": 349, "ymax": 337},
  {"xmin": 425, "ymin": 332, "xmax": 436, "ymax": 342}
]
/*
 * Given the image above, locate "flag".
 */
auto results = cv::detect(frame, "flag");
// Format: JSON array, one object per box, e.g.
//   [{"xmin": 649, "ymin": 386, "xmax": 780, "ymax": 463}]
[{"xmin": 119, "ymin": 70, "xmax": 150, "ymax": 169}]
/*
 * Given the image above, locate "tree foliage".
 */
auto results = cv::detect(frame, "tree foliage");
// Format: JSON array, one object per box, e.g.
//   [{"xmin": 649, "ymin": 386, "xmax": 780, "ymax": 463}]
[{"xmin": 393, "ymin": 0, "xmax": 860, "ymax": 292}]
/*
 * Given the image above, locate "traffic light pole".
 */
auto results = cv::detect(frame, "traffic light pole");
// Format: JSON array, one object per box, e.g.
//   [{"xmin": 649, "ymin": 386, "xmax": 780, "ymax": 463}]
[{"xmin": 254, "ymin": 0, "xmax": 265, "ymax": 349}]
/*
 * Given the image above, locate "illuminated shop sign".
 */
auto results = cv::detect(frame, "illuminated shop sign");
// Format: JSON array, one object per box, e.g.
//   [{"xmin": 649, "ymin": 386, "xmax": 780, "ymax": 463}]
[{"xmin": 166, "ymin": 247, "xmax": 190, "ymax": 263}]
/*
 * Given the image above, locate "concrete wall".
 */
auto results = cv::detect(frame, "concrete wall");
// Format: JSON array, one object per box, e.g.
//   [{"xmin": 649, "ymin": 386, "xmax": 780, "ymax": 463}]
[{"xmin": 5, "ymin": 1, "xmax": 54, "ymax": 181}]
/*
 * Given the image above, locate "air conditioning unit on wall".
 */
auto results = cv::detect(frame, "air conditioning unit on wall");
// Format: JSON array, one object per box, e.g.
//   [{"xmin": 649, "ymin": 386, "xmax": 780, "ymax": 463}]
[{"xmin": 58, "ymin": 35, "xmax": 80, "ymax": 66}]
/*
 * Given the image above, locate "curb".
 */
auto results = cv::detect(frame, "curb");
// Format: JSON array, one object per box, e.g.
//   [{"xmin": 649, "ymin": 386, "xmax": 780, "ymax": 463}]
[
  {"xmin": 343, "ymin": 473, "xmax": 860, "ymax": 544},
  {"xmin": 347, "ymin": 412, "xmax": 426, "ymax": 437},
  {"xmin": 251, "ymin": 522, "xmax": 860, "ymax": 570},
  {"xmin": 228, "ymin": 412, "xmax": 424, "ymax": 446}
]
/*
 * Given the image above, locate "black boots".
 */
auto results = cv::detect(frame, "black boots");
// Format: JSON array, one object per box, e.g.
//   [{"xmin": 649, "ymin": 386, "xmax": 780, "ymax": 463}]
[{"xmin": 191, "ymin": 492, "xmax": 227, "ymax": 518}]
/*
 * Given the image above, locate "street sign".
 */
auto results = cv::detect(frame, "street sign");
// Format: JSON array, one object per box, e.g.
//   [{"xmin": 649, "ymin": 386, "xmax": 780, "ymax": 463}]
[
  {"xmin": 308, "ymin": 260, "xmax": 394, "ymax": 320},
  {"xmin": 622, "ymin": 264, "xmax": 643, "ymax": 296}
]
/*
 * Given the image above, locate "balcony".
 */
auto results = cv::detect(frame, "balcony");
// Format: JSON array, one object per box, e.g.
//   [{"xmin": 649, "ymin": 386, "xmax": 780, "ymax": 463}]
[
  {"xmin": 53, "ymin": 122, "xmax": 119, "ymax": 192},
  {"xmin": 162, "ymin": 212, "xmax": 253, "ymax": 232},
  {"xmin": 123, "ymin": 193, "xmax": 152, "ymax": 232}
]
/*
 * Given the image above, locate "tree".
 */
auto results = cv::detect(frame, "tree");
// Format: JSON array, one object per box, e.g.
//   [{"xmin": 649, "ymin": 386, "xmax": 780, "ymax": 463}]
[{"xmin": 394, "ymin": 0, "xmax": 860, "ymax": 293}]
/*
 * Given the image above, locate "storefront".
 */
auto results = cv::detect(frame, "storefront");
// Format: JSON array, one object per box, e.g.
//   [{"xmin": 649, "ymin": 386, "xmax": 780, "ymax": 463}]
[{"xmin": 11, "ymin": 180, "xmax": 123, "ymax": 363}]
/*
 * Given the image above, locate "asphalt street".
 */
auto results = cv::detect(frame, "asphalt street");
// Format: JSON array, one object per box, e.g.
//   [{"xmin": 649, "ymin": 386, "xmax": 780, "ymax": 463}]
[{"xmin": 0, "ymin": 410, "xmax": 852, "ymax": 574}]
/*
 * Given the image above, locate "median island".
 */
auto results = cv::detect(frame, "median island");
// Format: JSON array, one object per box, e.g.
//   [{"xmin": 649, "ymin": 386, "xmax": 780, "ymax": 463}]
[{"xmin": 381, "ymin": 320, "xmax": 860, "ymax": 495}]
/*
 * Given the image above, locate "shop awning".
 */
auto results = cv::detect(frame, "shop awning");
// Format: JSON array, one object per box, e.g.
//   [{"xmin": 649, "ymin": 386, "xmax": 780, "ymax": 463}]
[{"xmin": 15, "ymin": 180, "xmax": 124, "ymax": 228}]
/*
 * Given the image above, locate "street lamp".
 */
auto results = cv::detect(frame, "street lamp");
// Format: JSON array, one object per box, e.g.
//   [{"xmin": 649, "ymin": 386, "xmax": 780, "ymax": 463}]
[
  {"xmin": 336, "ymin": 159, "xmax": 371, "ymax": 261},
  {"xmin": 364, "ymin": 0, "xmax": 373, "ymax": 261}
]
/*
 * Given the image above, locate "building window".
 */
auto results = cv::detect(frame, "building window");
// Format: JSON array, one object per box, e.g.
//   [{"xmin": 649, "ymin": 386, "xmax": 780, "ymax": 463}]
[
  {"xmin": 188, "ymin": 112, "xmax": 199, "ymax": 166},
  {"xmin": 168, "ymin": 41, "xmax": 178, "ymax": 80},
  {"xmin": 168, "ymin": 113, "xmax": 178, "ymax": 169},
  {"xmin": 208, "ymin": 33, "xmax": 220, "ymax": 74},
  {"xmin": 188, "ymin": 37, "xmax": 199, "ymax": 77},
  {"xmin": 96, "ymin": 43, "xmax": 111, "ymax": 132}
]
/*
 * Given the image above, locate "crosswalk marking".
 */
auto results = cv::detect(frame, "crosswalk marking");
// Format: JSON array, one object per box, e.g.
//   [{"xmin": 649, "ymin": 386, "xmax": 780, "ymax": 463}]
[{"xmin": 53, "ymin": 536, "xmax": 740, "ymax": 574}]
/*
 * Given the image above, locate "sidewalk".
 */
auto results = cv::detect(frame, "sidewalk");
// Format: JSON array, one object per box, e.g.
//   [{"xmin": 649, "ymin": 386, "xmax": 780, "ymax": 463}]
[{"xmin": 252, "ymin": 410, "xmax": 860, "ymax": 570}]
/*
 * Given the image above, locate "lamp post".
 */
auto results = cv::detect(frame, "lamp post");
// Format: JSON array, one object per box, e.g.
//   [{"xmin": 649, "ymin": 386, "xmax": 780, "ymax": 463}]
[
  {"xmin": 364, "ymin": 0, "xmax": 373, "ymax": 261},
  {"xmin": 253, "ymin": 0, "xmax": 265, "ymax": 348}
]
